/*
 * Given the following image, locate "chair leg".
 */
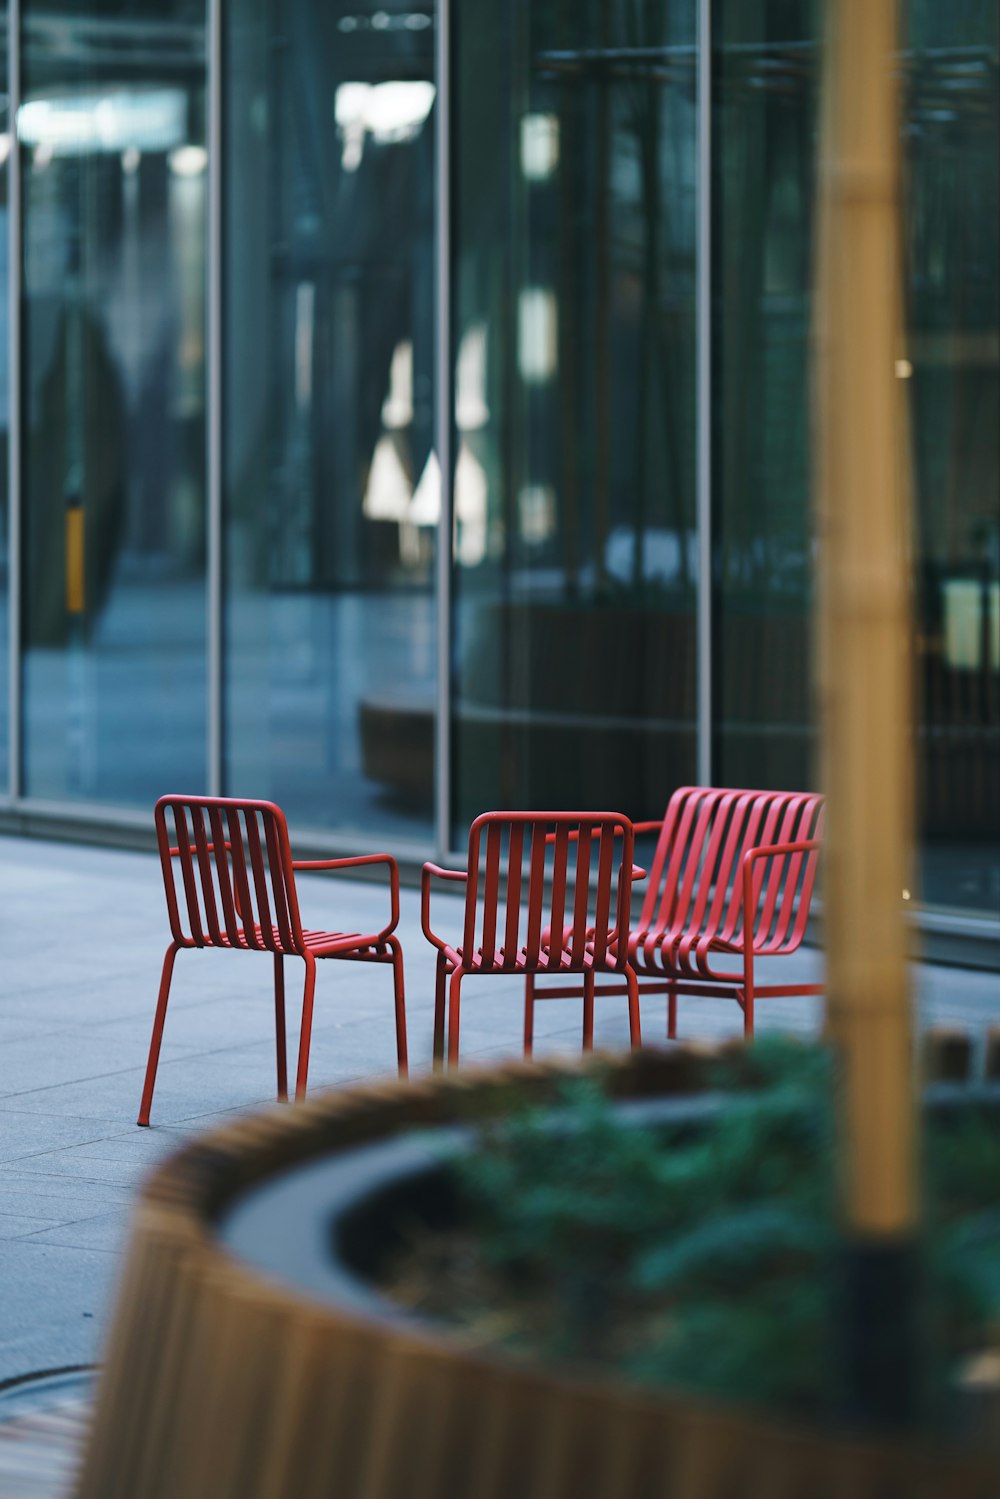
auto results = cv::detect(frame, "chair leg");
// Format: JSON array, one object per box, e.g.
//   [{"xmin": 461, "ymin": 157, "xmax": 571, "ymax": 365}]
[
  {"xmin": 582, "ymin": 973, "xmax": 595, "ymax": 1051},
  {"xmin": 387, "ymin": 935, "xmax": 408, "ymax": 1078},
  {"xmin": 523, "ymin": 974, "xmax": 535, "ymax": 1058},
  {"xmin": 743, "ymin": 949, "xmax": 755, "ymax": 1038},
  {"xmin": 433, "ymin": 953, "xmax": 447, "ymax": 1070},
  {"xmin": 447, "ymin": 970, "xmax": 463, "ymax": 1067},
  {"xmin": 137, "ymin": 943, "xmax": 179, "ymax": 1126},
  {"xmin": 295, "ymin": 953, "xmax": 318, "ymax": 1102},
  {"xmin": 667, "ymin": 983, "xmax": 678, "ymax": 1041},
  {"xmin": 743, "ymin": 981, "xmax": 755, "ymax": 1038},
  {"xmin": 626, "ymin": 965, "xmax": 642, "ymax": 1049},
  {"xmin": 274, "ymin": 955, "xmax": 288, "ymax": 1103}
]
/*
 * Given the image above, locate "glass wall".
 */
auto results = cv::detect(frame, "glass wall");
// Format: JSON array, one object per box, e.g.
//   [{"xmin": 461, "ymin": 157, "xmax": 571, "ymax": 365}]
[
  {"xmin": 904, "ymin": 1, "xmax": 999, "ymax": 914},
  {"xmin": 223, "ymin": 0, "xmax": 436, "ymax": 841},
  {"xmin": 19, "ymin": 0, "xmax": 207, "ymax": 805},
  {"xmin": 712, "ymin": 0, "xmax": 999, "ymax": 915},
  {"xmin": 712, "ymin": 0, "xmax": 818, "ymax": 796},
  {"xmin": 450, "ymin": 0, "xmax": 699, "ymax": 833},
  {"xmin": 0, "ymin": 0, "xmax": 996, "ymax": 937}
]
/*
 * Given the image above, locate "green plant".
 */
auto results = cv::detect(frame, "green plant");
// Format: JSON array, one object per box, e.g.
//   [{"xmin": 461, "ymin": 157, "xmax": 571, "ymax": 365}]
[
  {"xmin": 455, "ymin": 1041, "xmax": 837, "ymax": 1411},
  {"xmin": 383, "ymin": 1040, "xmax": 1000, "ymax": 1427}
]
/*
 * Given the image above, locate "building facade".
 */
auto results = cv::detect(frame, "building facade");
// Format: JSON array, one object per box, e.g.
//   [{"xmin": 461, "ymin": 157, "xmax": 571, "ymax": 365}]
[{"xmin": 0, "ymin": 1, "xmax": 997, "ymax": 949}]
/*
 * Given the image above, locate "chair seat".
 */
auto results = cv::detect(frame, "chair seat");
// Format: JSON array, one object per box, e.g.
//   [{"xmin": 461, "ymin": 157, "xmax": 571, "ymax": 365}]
[
  {"xmin": 538, "ymin": 918, "xmax": 758, "ymax": 980},
  {"xmin": 205, "ymin": 925, "xmax": 388, "ymax": 958},
  {"xmin": 443, "ymin": 942, "xmax": 613, "ymax": 974},
  {"xmin": 529, "ymin": 925, "xmax": 758, "ymax": 988},
  {"xmin": 630, "ymin": 929, "xmax": 803, "ymax": 972},
  {"xmin": 627, "ymin": 927, "xmax": 747, "ymax": 981}
]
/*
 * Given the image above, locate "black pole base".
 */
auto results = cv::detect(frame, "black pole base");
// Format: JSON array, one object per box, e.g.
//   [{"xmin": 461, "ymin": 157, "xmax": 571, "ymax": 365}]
[{"xmin": 839, "ymin": 1237, "xmax": 921, "ymax": 1431}]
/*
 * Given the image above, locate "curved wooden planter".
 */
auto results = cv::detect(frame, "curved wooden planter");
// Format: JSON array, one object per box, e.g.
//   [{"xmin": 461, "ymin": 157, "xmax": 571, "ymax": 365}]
[{"xmin": 75, "ymin": 1049, "xmax": 996, "ymax": 1499}]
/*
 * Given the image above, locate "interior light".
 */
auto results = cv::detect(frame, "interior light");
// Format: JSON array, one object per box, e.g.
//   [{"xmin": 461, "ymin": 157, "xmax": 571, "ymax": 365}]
[
  {"xmin": 18, "ymin": 88, "xmax": 187, "ymax": 156},
  {"xmin": 519, "ymin": 484, "xmax": 556, "ymax": 543},
  {"xmin": 381, "ymin": 341, "xmax": 414, "ymax": 430},
  {"xmin": 518, "ymin": 288, "xmax": 558, "ymax": 383},
  {"xmin": 169, "ymin": 145, "xmax": 208, "ymax": 177},
  {"xmin": 337, "ymin": 11, "xmax": 431, "ymax": 31},
  {"xmin": 521, "ymin": 113, "xmax": 559, "ymax": 181},
  {"xmin": 895, "ymin": 357, "xmax": 913, "ymax": 379},
  {"xmin": 410, "ymin": 451, "xmax": 441, "ymax": 526},
  {"xmin": 454, "ymin": 440, "xmax": 488, "ymax": 566},
  {"xmin": 363, "ymin": 434, "xmax": 412, "ymax": 522},
  {"xmin": 334, "ymin": 81, "xmax": 435, "ymax": 171},
  {"xmin": 455, "ymin": 324, "xmax": 489, "ymax": 431}
]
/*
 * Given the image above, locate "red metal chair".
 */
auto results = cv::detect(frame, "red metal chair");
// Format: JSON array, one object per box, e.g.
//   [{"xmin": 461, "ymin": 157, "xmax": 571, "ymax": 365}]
[
  {"xmin": 138, "ymin": 795, "xmax": 407, "ymax": 1125},
  {"xmin": 422, "ymin": 811, "xmax": 641, "ymax": 1066},
  {"xmin": 526, "ymin": 787, "xmax": 824, "ymax": 1040}
]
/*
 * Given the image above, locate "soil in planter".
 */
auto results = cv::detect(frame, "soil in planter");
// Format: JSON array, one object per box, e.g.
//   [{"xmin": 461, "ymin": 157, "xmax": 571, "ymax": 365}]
[{"xmin": 374, "ymin": 1042, "xmax": 1000, "ymax": 1433}]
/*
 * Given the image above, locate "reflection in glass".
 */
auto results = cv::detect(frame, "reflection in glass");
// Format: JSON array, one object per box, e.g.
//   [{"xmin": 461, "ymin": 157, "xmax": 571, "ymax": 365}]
[
  {"xmin": 713, "ymin": 1, "xmax": 999, "ymax": 916},
  {"xmin": 20, "ymin": 1, "xmax": 207, "ymax": 804},
  {"xmin": 223, "ymin": 0, "xmax": 436, "ymax": 839},
  {"xmin": 905, "ymin": 1, "xmax": 999, "ymax": 914},
  {"xmin": 712, "ymin": 3, "xmax": 818, "ymax": 796},
  {"xmin": 452, "ymin": 1, "xmax": 698, "ymax": 835}
]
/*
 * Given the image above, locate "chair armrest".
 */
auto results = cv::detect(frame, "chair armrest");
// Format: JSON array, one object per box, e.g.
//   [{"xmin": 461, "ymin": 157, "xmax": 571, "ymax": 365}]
[
  {"xmin": 743, "ymin": 838, "xmax": 821, "ymax": 868},
  {"xmin": 421, "ymin": 863, "xmax": 469, "ymax": 883},
  {"xmin": 292, "ymin": 854, "xmax": 397, "ymax": 872},
  {"xmin": 632, "ymin": 865, "xmax": 647, "ymax": 881},
  {"xmin": 292, "ymin": 853, "xmax": 399, "ymax": 938},
  {"xmin": 632, "ymin": 820, "xmax": 664, "ymax": 838},
  {"xmin": 543, "ymin": 823, "xmax": 636, "ymax": 844},
  {"xmin": 421, "ymin": 862, "xmax": 467, "ymax": 951}
]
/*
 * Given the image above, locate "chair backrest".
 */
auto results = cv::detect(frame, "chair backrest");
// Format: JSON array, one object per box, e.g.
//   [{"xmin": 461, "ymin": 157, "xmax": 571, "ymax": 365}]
[
  {"xmin": 461, "ymin": 812, "xmax": 636, "ymax": 973},
  {"xmin": 638, "ymin": 787, "xmax": 824, "ymax": 951},
  {"xmin": 155, "ymin": 795, "xmax": 305, "ymax": 954}
]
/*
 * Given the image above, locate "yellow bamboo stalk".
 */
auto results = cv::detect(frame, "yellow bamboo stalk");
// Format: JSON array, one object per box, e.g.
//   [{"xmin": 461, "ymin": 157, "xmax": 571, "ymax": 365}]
[{"xmin": 816, "ymin": 0, "xmax": 916, "ymax": 1236}]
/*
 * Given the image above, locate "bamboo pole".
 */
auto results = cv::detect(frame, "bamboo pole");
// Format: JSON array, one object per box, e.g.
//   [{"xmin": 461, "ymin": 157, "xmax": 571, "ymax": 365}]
[{"xmin": 816, "ymin": 0, "xmax": 915, "ymax": 1243}]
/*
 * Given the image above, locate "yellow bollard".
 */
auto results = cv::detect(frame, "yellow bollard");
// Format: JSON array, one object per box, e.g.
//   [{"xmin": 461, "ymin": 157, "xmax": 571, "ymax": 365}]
[{"xmin": 65, "ymin": 495, "xmax": 86, "ymax": 615}]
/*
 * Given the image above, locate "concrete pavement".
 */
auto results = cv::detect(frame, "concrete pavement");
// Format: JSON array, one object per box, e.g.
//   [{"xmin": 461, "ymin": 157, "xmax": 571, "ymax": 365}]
[{"xmin": 0, "ymin": 832, "xmax": 996, "ymax": 1383}]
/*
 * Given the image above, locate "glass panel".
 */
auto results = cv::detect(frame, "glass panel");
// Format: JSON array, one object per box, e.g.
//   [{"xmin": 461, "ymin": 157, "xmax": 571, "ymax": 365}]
[
  {"xmin": 712, "ymin": 0, "xmax": 819, "ymax": 797},
  {"xmin": 0, "ymin": 24, "xmax": 8, "ymax": 792},
  {"xmin": 223, "ymin": 0, "xmax": 436, "ymax": 839},
  {"xmin": 20, "ymin": 0, "xmax": 207, "ymax": 805},
  {"xmin": 905, "ymin": 3, "xmax": 999, "ymax": 915},
  {"xmin": 713, "ymin": 0, "xmax": 1000, "ymax": 920},
  {"xmin": 451, "ymin": 0, "xmax": 698, "ymax": 837}
]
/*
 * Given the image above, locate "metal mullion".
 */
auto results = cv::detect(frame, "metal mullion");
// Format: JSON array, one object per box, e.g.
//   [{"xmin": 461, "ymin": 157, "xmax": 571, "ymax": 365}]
[
  {"xmin": 7, "ymin": 0, "xmax": 22, "ymax": 800},
  {"xmin": 207, "ymin": 0, "xmax": 222, "ymax": 796},
  {"xmin": 434, "ymin": 0, "xmax": 452, "ymax": 859},
  {"xmin": 696, "ymin": 0, "xmax": 712, "ymax": 787}
]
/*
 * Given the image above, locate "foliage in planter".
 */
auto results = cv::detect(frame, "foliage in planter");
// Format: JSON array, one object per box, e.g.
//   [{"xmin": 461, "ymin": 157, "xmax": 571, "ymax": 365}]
[
  {"xmin": 383, "ymin": 1041, "xmax": 1000, "ymax": 1428},
  {"xmin": 925, "ymin": 1107, "xmax": 1000, "ymax": 1371}
]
